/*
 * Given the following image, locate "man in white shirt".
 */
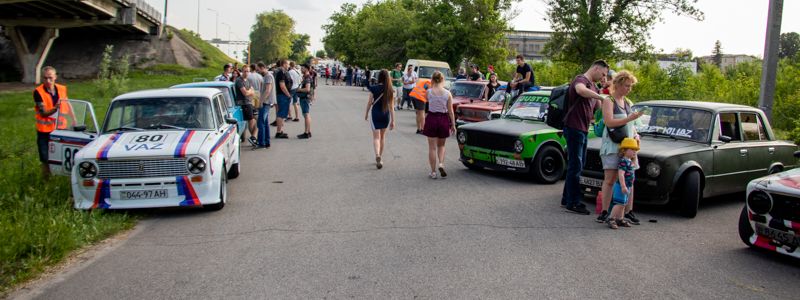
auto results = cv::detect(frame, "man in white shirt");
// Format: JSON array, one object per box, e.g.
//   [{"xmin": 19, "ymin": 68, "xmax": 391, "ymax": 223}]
[
  {"xmin": 401, "ymin": 65, "xmax": 418, "ymax": 110},
  {"xmin": 214, "ymin": 63, "xmax": 233, "ymax": 81},
  {"xmin": 288, "ymin": 61, "xmax": 302, "ymax": 122}
]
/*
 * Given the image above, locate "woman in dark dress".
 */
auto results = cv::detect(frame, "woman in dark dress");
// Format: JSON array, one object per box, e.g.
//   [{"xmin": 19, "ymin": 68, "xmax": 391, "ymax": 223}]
[
  {"xmin": 364, "ymin": 69, "xmax": 395, "ymax": 169},
  {"xmin": 483, "ymin": 73, "xmax": 500, "ymax": 101}
]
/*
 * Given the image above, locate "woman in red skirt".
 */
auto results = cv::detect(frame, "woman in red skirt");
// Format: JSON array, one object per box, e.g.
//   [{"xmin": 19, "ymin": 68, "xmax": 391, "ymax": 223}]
[{"xmin": 422, "ymin": 71, "xmax": 456, "ymax": 179}]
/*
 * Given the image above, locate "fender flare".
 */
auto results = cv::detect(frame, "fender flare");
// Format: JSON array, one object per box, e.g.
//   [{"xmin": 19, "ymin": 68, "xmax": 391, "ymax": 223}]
[
  {"xmin": 767, "ymin": 162, "xmax": 784, "ymax": 174},
  {"xmin": 532, "ymin": 139, "xmax": 565, "ymax": 159},
  {"xmin": 672, "ymin": 161, "xmax": 705, "ymax": 191}
]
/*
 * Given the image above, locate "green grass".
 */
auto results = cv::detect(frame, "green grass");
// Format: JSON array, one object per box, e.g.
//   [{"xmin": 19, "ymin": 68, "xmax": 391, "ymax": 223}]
[{"xmin": 0, "ymin": 28, "xmax": 235, "ymax": 295}]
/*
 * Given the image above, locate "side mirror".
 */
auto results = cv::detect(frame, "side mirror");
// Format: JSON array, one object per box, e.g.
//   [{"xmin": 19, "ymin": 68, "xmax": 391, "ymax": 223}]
[
  {"xmin": 225, "ymin": 117, "xmax": 238, "ymax": 125},
  {"xmin": 794, "ymin": 150, "xmax": 800, "ymax": 158},
  {"xmin": 719, "ymin": 135, "xmax": 732, "ymax": 143},
  {"xmin": 73, "ymin": 125, "xmax": 87, "ymax": 132}
]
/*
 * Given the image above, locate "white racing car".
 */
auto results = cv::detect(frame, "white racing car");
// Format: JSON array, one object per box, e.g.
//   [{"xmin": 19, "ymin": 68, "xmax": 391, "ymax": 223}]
[{"xmin": 49, "ymin": 88, "xmax": 241, "ymax": 210}]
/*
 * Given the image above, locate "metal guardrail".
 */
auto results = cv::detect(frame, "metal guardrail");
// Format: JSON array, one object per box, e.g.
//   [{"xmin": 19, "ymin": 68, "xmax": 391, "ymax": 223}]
[{"xmin": 116, "ymin": 0, "xmax": 162, "ymax": 24}]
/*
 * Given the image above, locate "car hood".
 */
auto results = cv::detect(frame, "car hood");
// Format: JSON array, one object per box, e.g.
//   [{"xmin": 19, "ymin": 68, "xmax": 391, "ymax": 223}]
[
  {"xmin": 459, "ymin": 101, "xmax": 504, "ymax": 111},
  {"xmin": 460, "ymin": 118, "xmax": 555, "ymax": 137},
  {"xmin": 453, "ymin": 96, "xmax": 482, "ymax": 105},
  {"xmin": 80, "ymin": 130, "xmax": 214, "ymax": 160},
  {"xmin": 587, "ymin": 136, "xmax": 707, "ymax": 158},
  {"xmin": 750, "ymin": 168, "xmax": 800, "ymax": 195}
]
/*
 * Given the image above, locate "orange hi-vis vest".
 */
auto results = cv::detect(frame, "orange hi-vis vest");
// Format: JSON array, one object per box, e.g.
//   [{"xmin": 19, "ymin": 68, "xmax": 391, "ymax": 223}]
[
  {"xmin": 34, "ymin": 83, "xmax": 69, "ymax": 133},
  {"xmin": 409, "ymin": 78, "xmax": 431, "ymax": 103}
]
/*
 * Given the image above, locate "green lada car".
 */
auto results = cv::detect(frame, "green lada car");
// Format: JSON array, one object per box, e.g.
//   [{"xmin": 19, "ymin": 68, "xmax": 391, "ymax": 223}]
[
  {"xmin": 580, "ymin": 101, "xmax": 798, "ymax": 218},
  {"xmin": 457, "ymin": 91, "xmax": 594, "ymax": 184}
]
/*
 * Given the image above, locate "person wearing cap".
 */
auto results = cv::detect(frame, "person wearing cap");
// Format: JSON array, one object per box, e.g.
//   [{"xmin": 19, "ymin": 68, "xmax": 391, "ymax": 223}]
[
  {"xmin": 215, "ymin": 63, "xmax": 233, "ymax": 81},
  {"xmin": 606, "ymin": 137, "xmax": 639, "ymax": 229},
  {"xmin": 596, "ymin": 70, "xmax": 643, "ymax": 224}
]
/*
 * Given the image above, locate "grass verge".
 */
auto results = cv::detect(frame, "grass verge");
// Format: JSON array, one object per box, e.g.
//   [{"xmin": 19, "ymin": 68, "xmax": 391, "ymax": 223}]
[{"xmin": 0, "ymin": 28, "xmax": 236, "ymax": 295}]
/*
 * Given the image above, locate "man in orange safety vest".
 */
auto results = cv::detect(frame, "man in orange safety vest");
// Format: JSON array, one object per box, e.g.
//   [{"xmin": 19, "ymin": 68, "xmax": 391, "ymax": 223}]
[{"xmin": 34, "ymin": 66, "xmax": 71, "ymax": 178}]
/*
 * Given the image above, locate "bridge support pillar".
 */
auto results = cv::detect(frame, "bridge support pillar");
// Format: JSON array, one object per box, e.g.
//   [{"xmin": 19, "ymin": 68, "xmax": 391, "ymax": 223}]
[{"xmin": 7, "ymin": 26, "xmax": 59, "ymax": 84}]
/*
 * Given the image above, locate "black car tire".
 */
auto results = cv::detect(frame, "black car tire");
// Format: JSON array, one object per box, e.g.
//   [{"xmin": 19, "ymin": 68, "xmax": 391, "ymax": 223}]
[
  {"xmin": 205, "ymin": 167, "xmax": 227, "ymax": 211},
  {"xmin": 228, "ymin": 140, "xmax": 241, "ymax": 179},
  {"xmin": 531, "ymin": 145, "xmax": 565, "ymax": 184},
  {"xmin": 678, "ymin": 170, "xmax": 701, "ymax": 218},
  {"xmin": 738, "ymin": 206, "xmax": 755, "ymax": 247}
]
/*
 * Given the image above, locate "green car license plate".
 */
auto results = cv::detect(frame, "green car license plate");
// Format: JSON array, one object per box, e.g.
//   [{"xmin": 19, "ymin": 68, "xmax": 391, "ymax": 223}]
[
  {"xmin": 756, "ymin": 224, "xmax": 799, "ymax": 247},
  {"xmin": 120, "ymin": 189, "xmax": 168, "ymax": 200},
  {"xmin": 496, "ymin": 157, "xmax": 525, "ymax": 168}
]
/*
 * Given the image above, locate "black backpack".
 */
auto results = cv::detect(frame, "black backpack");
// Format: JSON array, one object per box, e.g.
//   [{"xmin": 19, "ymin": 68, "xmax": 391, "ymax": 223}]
[{"xmin": 545, "ymin": 84, "xmax": 570, "ymax": 129}]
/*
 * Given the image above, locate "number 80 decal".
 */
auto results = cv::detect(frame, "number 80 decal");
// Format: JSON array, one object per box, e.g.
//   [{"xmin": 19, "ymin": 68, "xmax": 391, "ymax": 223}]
[{"xmin": 63, "ymin": 147, "xmax": 80, "ymax": 172}]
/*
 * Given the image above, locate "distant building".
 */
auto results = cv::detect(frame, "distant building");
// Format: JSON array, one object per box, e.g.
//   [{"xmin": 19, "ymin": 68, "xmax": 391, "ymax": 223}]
[
  {"xmin": 698, "ymin": 54, "xmax": 757, "ymax": 69},
  {"xmin": 505, "ymin": 30, "xmax": 552, "ymax": 61},
  {"xmin": 655, "ymin": 57, "xmax": 698, "ymax": 74}
]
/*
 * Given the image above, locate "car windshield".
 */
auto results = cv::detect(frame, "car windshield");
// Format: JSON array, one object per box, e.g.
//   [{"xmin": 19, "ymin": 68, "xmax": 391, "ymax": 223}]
[
  {"xmin": 450, "ymin": 82, "xmax": 484, "ymax": 98},
  {"xmin": 418, "ymin": 66, "xmax": 453, "ymax": 78},
  {"xmin": 632, "ymin": 105, "xmax": 713, "ymax": 142},
  {"xmin": 488, "ymin": 89, "xmax": 507, "ymax": 102},
  {"xmin": 103, "ymin": 97, "xmax": 215, "ymax": 133},
  {"xmin": 504, "ymin": 94, "xmax": 550, "ymax": 121}
]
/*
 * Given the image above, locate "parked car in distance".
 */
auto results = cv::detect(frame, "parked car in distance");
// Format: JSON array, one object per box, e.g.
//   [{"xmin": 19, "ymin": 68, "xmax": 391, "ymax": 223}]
[
  {"xmin": 738, "ymin": 150, "xmax": 800, "ymax": 258},
  {"xmin": 458, "ymin": 90, "xmax": 581, "ymax": 184},
  {"xmin": 53, "ymin": 88, "xmax": 241, "ymax": 211},
  {"xmin": 171, "ymin": 81, "xmax": 245, "ymax": 137},
  {"xmin": 580, "ymin": 101, "xmax": 798, "ymax": 218},
  {"xmin": 450, "ymin": 80, "xmax": 489, "ymax": 113},
  {"xmin": 456, "ymin": 86, "xmax": 509, "ymax": 126}
]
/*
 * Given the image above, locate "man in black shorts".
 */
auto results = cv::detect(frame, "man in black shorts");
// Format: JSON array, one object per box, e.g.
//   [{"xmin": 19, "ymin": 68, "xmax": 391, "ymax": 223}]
[{"xmin": 235, "ymin": 65, "xmax": 257, "ymax": 146}]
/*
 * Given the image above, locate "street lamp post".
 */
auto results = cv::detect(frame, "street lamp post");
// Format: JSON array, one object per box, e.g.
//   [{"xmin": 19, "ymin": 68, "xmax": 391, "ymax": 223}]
[
  {"xmin": 196, "ymin": 0, "xmax": 200, "ymax": 35},
  {"xmin": 221, "ymin": 22, "xmax": 231, "ymax": 56},
  {"xmin": 207, "ymin": 8, "xmax": 218, "ymax": 39}
]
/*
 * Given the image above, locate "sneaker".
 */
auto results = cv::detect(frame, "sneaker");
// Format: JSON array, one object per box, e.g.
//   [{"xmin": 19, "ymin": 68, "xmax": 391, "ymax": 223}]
[
  {"xmin": 275, "ymin": 132, "xmax": 289, "ymax": 139},
  {"xmin": 256, "ymin": 145, "xmax": 270, "ymax": 149},
  {"xmin": 438, "ymin": 165, "xmax": 447, "ymax": 178},
  {"xmin": 566, "ymin": 205, "xmax": 590, "ymax": 215},
  {"xmin": 617, "ymin": 219, "xmax": 632, "ymax": 228},
  {"xmin": 416, "ymin": 129, "xmax": 423, "ymax": 135},
  {"xmin": 607, "ymin": 218, "xmax": 619, "ymax": 229},
  {"xmin": 297, "ymin": 133, "xmax": 310, "ymax": 139},
  {"xmin": 293, "ymin": 118, "xmax": 300, "ymax": 122},
  {"xmin": 429, "ymin": 171, "xmax": 437, "ymax": 179},
  {"xmin": 270, "ymin": 121, "xmax": 277, "ymax": 126},
  {"xmin": 596, "ymin": 210, "xmax": 609, "ymax": 223},
  {"xmin": 376, "ymin": 157, "xmax": 383, "ymax": 170},
  {"xmin": 624, "ymin": 212, "xmax": 641, "ymax": 225}
]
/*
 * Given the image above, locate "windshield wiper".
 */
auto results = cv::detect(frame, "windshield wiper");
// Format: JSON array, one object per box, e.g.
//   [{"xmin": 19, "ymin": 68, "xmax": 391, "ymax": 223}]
[
  {"xmin": 148, "ymin": 124, "xmax": 187, "ymax": 130},
  {"xmin": 640, "ymin": 131, "xmax": 676, "ymax": 139},
  {"xmin": 107, "ymin": 126, "xmax": 143, "ymax": 132}
]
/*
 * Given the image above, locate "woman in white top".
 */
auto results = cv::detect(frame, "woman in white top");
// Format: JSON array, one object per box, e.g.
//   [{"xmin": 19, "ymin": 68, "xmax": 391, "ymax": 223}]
[{"xmin": 422, "ymin": 71, "xmax": 456, "ymax": 179}]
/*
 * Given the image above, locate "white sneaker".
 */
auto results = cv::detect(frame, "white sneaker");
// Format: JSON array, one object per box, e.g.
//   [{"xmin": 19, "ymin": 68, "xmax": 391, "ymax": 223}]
[{"xmin": 429, "ymin": 172, "xmax": 437, "ymax": 179}]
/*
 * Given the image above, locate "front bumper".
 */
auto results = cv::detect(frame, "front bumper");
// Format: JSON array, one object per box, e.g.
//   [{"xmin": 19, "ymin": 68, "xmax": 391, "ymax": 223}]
[
  {"xmin": 460, "ymin": 145, "xmax": 530, "ymax": 174},
  {"xmin": 72, "ymin": 175, "xmax": 221, "ymax": 210},
  {"xmin": 745, "ymin": 205, "xmax": 800, "ymax": 258},
  {"xmin": 579, "ymin": 169, "xmax": 669, "ymax": 205}
]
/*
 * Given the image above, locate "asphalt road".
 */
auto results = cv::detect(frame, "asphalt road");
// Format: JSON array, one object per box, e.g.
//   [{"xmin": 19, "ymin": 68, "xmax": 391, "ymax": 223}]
[{"xmin": 26, "ymin": 83, "xmax": 800, "ymax": 299}]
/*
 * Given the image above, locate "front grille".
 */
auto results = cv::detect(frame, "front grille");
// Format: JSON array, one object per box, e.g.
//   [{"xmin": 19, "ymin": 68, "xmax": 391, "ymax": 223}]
[
  {"xmin": 770, "ymin": 193, "xmax": 800, "ymax": 223},
  {"xmin": 460, "ymin": 109, "xmax": 490, "ymax": 121},
  {"xmin": 585, "ymin": 149, "xmax": 602, "ymax": 171},
  {"xmin": 464, "ymin": 130, "xmax": 516, "ymax": 153},
  {"xmin": 98, "ymin": 158, "xmax": 189, "ymax": 179}
]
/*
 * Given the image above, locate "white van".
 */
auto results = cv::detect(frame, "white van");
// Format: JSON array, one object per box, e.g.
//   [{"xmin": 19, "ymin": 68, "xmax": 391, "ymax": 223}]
[{"xmin": 404, "ymin": 59, "xmax": 453, "ymax": 79}]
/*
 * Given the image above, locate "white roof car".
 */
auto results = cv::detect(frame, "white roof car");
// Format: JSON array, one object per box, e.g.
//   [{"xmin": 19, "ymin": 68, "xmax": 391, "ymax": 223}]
[{"xmin": 48, "ymin": 88, "xmax": 241, "ymax": 211}]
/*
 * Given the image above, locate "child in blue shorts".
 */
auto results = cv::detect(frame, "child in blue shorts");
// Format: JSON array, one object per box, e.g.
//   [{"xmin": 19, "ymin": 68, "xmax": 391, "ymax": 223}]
[{"xmin": 608, "ymin": 137, "xmax": 639, "ymax": 229}]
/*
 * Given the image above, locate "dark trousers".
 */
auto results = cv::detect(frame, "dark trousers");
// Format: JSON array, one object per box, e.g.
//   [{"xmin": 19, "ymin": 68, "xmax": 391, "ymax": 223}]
[
  {"xmin": 401, "ymin": 88, "xmax": 413, "ymax": 108},
  {"xmin": 256, "ymin": 105, "xmax": 270, "ymax": 146},
  {"xmin": 561, "ymin": 126, "xmax": 588, "ymax": 207}
]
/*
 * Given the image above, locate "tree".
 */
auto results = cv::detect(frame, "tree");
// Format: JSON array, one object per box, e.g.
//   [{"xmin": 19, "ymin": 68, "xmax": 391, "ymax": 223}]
[
  {"xmin": 315, "ymin": 50, "xmax": 327, "ymax": 58},
  {"xmin": 712, "ymin": 40, "xmax": 723, "ymax": 68},
  {"xmin": 779, "ymin": 32, "xmax": 800, "ymax": 59},
  {"xmin": 673, "ymin": 48, "xmax": 693, "ymax": 61},
  {"xmin": 289, "ymin": 33, "xmax": 311, "ymax": 62},
  {"xmin": 544, "ymin": 0, "xmax": 703, "ymax": 67},
  {"xmin": 249, "ymin": 10, "xmax": 295, "ymax": 63}
]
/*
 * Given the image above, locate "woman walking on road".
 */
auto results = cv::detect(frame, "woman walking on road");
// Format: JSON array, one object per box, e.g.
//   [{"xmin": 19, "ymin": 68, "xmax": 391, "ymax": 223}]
[
  {"xmin": 596, "ymin": 70, "xmax": 643, "ymax": 224},
  {"xmin": 423, "ymin": 71, "xmax": 456, "ymax": 179},
  {"xmin": 364, "ymin": 69, "xmax": 395, "ymax": 169}
]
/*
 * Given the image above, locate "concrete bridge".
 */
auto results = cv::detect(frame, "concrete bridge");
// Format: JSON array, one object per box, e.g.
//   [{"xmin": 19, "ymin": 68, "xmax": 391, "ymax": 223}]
[{"xmin": 0, "ymin": 0, "xmax": 162, "ymax": 83}]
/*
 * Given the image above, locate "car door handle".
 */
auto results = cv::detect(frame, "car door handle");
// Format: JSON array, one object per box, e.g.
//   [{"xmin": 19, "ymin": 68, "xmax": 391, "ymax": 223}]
[
  {"xmin": 740, "ymin": 149, "xmax": 748, "ymax": 156},
  {"xmin": 768, "ymin": 147, "xmax": 775, "ymax": 154}
]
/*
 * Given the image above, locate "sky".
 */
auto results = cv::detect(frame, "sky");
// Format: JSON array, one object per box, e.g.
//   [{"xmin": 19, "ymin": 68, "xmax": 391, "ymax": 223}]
[{"xmin": 146, "ymin": 0, "xmax": 800, "ymax": 60}]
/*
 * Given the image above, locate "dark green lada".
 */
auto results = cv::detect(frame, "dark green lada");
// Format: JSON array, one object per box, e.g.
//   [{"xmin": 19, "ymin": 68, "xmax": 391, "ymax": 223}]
[
  {"xmin": 457, "ymin": 91, "xmax": 574, "ymax": 183},
  {"xmin": 580, "ymin": 101, "xmax": 798, "ymax": 218}
]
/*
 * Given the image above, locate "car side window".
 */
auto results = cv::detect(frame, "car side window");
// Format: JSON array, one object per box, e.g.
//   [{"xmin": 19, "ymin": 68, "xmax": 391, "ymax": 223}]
[
  {"xmin": 213, "ymin": 95, "xmax": 225, "ymax": 128},
  {"xmin": 741, "ymin": 112, "xmax": 767, "ymax": 141},
  {"xmin": 718, "ymin": 112, "xmax": 742, "ymax": 142}
]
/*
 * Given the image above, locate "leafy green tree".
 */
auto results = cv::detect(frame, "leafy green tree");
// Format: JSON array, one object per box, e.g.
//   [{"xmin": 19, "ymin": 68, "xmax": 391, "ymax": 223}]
[
  {"xmin": 315, "ymin": 50, "xmax": 327, "ymax": 58},
  {"xmin": 673, "ymin": 48, "xmax": 693, "ymax": 61},
  {"xmin": 712, "ymin": 40, "xmax": 723, "ymax": 68},
  {"xmin": 289, "ymin": 33, "xmax": 311, "ymax": 62},
  {"xmin": 779, "ymin": 32, "xmax": 800, "ymax": 59},
  {"xmin": 249, "ymin": 10, "xmax": 295, "ymax": 63},
  {"xmin": 544, "ymin": 0, "xmax": 703, "ymax": 67}
]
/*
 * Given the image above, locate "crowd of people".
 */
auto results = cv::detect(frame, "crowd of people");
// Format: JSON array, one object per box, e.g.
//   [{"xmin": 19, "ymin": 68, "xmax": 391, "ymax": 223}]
[{"xmin": 214, "ymin": 59, "xmax": 318, "ymax": 148}]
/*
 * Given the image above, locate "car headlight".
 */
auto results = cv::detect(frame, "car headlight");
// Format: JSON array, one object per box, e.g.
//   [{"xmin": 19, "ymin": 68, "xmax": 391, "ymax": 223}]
[
  {"xmin": 514, "ymin": 139, "xmax": 524, "ymax": 153},
  {"xmin": 457, "ymin": 131, "xmax": 467, "ymax": 144},
  {"xmin": 646, "ymin": 162, "xmax": 661, "ymax": 178},
  {"xmin": 747, "ymin": 191, "xmax": 772, "ymax": 215},
  {"xmin": 78, "ymin": 161, "xmax": 98, "ymax": 179},
  {"xmin": 187, "ymin": 157, "xmax": 207, "ymax": 174}
]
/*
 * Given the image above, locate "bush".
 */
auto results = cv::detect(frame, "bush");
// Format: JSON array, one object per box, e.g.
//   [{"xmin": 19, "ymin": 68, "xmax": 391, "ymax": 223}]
[{"xmin": 94, "ymin": 45, "xmax": 130, "ymax": 99}]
